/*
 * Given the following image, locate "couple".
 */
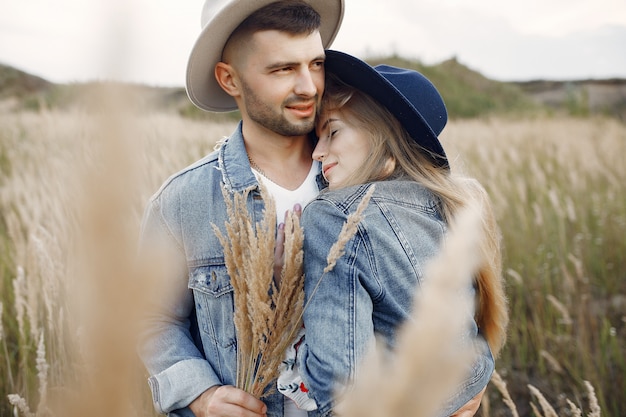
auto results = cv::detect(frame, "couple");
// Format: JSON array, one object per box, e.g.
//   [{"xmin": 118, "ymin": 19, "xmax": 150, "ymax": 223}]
[{"xmin": 138, "ymin": 1, "xmax": 508, "ymax": 417}]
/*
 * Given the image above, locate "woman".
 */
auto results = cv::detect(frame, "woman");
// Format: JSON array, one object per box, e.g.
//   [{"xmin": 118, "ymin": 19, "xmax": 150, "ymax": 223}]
[{"xmin": 282, "ymin": 50, "xmax": 508, "ymax": 417}]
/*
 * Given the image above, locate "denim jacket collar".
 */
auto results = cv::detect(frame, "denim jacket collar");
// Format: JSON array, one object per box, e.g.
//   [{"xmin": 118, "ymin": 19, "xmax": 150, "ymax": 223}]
[
  {"xmin": 219, "ymin": 122, "xmax": 258, "ymax": 193},
  {"xmin": 219, "ymin": 121, "xmax": 327, "ymax": 192}
]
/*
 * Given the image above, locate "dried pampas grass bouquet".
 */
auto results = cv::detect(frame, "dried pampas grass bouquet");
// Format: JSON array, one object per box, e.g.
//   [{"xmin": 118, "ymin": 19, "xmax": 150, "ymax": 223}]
[
  {"xmin": 213, "ymin": 183, "xmax": 305, "ymax": 397},
  {"xmin": 213, "ymin": 182, "xmax": 373, "ymax": 398}
]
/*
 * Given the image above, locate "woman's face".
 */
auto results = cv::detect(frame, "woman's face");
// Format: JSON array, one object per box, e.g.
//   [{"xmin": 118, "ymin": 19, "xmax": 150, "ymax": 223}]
[{"xmin": 313, "ymin": 109, "xmax": 371, "ymax": 189}]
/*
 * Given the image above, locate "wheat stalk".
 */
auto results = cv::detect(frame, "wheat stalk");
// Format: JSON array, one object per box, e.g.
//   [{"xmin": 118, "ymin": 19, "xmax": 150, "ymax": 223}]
[
  {"xmin": 256, "ymin": 210, "xmax": 306, "ymax": 389},
  {"xmin": 490, "ymin": 370, "xmax": 520, "ymax": 417},
  {"xmin": 585, "ymin": 380, "xmax": 601, "ymax": 417},
  {"xmin": 213, "ymin": 183, "xmax": 305, "ymax": 398},
  {"xmin": 13, "ymin": 266, "xmax": 27, "ymax": 343},
  {"xmin": 36, "ymin": 330, "xmax": 49, "ymax": 412},
  {"xmin": 528, "ymin": 384, "xmax": 559, "ymax": 417},
  {"xmin": 567, "ymin": 399, "xmax": 583, "ymax": 417},
  {"xmin": 539, "ymin": 350, "xmax": 564, "ymax": 374},
  {"xmin": 546, "ymin": 294, "xmax": 573, "ymax": 326},
  {"xmin": 7, "ymin": 394, "xmax": 35, "ymax": 417},
  {"xmin": 323, "ymin": 185, "xmax": 375, "ymax": 274},
  {"xmin": 530, "ymin": 402, "xmax": 543, "ymax": 417}
]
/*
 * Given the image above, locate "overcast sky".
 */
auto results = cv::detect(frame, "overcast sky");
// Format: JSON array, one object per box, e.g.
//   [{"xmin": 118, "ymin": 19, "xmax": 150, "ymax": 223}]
[{"xmin": 1, "ymin": 0, "xmax": 625, "ymax": 87}]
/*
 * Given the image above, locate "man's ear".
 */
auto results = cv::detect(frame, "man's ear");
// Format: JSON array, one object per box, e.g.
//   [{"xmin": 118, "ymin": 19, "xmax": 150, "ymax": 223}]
[{"xmin": 215, "ymin": 62, "xmax": 240, "ymax": 97}]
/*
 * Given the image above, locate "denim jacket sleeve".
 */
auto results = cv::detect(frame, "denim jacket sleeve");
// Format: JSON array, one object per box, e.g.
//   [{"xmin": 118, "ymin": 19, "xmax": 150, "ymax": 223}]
[{"xmin": 137, "ymin": 195, "xmax": 221, "ymax": 414}]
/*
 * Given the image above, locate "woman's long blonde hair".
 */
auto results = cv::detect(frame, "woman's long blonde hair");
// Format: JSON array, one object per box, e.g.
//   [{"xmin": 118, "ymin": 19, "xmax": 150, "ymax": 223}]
[{"xmin": 320, "ymin": 75, "xmax": 508, "ymax": 356}]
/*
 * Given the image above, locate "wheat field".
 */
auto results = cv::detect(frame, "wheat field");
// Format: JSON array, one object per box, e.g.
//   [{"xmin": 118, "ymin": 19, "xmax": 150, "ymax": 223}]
[{"xmin": 0, "ymin": 86, "xmax": 624, "ymax": 416}]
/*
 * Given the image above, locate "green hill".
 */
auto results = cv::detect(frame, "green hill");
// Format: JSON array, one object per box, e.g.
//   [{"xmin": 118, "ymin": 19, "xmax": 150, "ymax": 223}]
[
  {"xmin": 366, "ymin": 55, "xmax": 538, "ymax": 118},
  {"xmin": 1, "ymin": 58, "xmax": 625, "ymax": 120},
  {"xmin": 0, "ymin": 63, "xmax": 51, "ymax": 99}
]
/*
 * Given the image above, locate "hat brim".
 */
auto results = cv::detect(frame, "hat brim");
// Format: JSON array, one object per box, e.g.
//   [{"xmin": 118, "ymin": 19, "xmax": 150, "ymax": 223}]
[
  {"xmin": 186, "ymin": 0, "xmax": 344, "ymax": 112},
  {"xmin": 324, "ymin": 50, "xmax": 448, "ymax": 168}
]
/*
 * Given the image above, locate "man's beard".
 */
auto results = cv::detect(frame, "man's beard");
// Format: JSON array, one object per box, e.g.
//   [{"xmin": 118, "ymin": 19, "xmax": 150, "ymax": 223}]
[{"xmin": 241, "ymin": 78, "xmax": 316, "ymax": 137}]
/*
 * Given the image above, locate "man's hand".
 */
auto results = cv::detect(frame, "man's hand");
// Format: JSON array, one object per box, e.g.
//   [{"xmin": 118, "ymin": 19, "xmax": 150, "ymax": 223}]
[
  {"xmin": 450, "ymin": 387, "xmax": 486, "ymax": 417},
  {"xmin": 189, "ymin": 385, "xmax": 267, "ymax": 417}
]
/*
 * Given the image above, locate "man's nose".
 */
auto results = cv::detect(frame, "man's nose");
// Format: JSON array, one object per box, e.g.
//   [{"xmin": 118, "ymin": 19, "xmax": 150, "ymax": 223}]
[{"xmin": 295, "ymin": 69, "xmax": 318, "ymax": 97}]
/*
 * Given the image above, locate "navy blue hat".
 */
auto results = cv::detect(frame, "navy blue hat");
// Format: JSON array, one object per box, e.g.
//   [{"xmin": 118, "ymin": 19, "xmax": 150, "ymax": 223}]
[{"xmin": 324, "ymin": 50, "xmax": 448, "ymax": 168}]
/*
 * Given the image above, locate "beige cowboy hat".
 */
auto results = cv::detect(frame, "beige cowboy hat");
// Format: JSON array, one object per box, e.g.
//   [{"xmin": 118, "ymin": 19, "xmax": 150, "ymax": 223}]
[{"xmin": 186, "ymin": 0, "xmax": 345, "ymax": 112}]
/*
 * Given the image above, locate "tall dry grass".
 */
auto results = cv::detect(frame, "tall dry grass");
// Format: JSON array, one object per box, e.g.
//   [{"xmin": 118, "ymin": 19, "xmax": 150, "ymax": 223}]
[
  {"xmin": 0, "ymin": 101, "xmax": 624, "ymax": 416},
  {"xmin": 442, "ymin": 117, "xmax": 626, "ymax": 416}
]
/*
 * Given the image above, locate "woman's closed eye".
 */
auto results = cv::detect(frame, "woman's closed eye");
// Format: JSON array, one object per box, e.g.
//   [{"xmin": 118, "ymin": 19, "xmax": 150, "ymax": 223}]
[{"xmin": 327, "ymin": 119, "xmax": 341, "ymax": 139}]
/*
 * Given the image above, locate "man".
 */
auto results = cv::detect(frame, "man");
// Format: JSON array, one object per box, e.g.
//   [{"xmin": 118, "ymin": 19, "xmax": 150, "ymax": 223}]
[{"xmin": 139, "ymin": 1, "xmax": 343, "ymax": 417}]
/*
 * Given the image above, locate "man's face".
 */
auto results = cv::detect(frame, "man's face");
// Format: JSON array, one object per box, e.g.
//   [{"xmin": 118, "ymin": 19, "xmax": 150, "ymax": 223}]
[{"xmin": 233, "ymin": 30, "xmax": 325, "ymax": 137}]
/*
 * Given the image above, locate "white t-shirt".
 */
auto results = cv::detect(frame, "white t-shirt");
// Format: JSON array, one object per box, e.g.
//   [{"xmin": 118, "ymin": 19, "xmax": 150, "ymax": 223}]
[
  {"xmin": 252, "ymin": 161, "xmax": 319, "ymax": 417},
  {"xmin": 252, "ymin": 161, "xmax": 320, "ymax": 225}
]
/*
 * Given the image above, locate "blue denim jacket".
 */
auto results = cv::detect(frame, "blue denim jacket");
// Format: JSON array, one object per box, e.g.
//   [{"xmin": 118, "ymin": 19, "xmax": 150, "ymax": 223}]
[
  {"xmin": 139, "ymin": 122, "xmax": 325, "ymax": 417},
  {"xmin": 297, "ymin": 182, "xmax": 494, "ymax": 417}
]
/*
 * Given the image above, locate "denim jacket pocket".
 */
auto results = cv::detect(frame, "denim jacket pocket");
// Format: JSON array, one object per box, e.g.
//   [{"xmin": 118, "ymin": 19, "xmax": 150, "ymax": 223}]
[{"xmin": 188, "ymin": 263, "xmax": 237, "ymax": 349}]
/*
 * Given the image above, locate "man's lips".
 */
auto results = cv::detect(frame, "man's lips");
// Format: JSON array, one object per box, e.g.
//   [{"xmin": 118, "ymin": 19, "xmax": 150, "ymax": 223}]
[{"xmin": 287, "ymin": 102, "xmax": 315, "ymax": 117}]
